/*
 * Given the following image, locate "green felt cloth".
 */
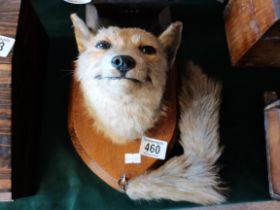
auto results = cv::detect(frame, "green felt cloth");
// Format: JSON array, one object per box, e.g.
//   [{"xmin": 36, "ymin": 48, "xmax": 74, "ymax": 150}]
[{"xmin": 1, "ymin": 0, "xmax": 278, "ymax": 209}]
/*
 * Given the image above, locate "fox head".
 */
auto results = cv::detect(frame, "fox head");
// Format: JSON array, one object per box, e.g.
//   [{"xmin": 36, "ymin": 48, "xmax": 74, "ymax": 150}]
[{"xmin": 71, "ymin": 7, "xmax": 182, "ymax": 144}]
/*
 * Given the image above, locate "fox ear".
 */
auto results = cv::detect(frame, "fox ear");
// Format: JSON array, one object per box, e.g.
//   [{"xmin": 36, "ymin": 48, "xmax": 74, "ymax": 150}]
[
  {"xmin": 70, "ymin": 13, "xmax": 94, "ymax": 53},
  {"xmin": 86, "ymin": 4, "xmax": 99, "ymax": 32},
  {"xmin": 159, "ymin": 21, "xmax": 183, "ymax": 67}
]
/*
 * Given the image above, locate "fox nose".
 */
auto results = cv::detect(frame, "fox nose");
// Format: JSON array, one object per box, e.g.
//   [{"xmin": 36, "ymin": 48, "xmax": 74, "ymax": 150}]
[{"xmin": 111, "ymin": 55, "xmax": 136, "ymax": 74}]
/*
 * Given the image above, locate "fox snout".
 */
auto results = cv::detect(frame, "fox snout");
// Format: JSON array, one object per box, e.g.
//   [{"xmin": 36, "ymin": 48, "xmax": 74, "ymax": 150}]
[{"xmin": 111, "ymin": 55, "xmax": 136, "ymax": 75}]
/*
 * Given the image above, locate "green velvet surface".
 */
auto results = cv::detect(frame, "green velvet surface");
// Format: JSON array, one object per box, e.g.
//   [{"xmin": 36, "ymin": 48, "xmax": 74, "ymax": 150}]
[{"xmin": 1, "ymin": 0, "xmax": 279, "ymax": 209}]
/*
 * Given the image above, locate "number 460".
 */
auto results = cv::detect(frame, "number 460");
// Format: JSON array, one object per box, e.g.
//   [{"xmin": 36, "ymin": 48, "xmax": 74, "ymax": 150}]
[{"xmin": 144, "ymin": 143, "xmax": 160, "ymax": 154}]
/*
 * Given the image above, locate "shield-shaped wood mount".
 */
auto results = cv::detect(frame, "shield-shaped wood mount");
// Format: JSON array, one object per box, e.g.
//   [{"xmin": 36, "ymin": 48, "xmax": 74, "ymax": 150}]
[{"xmin": 68, "ymin": 65, "xmax": 178, "ymax": 191}]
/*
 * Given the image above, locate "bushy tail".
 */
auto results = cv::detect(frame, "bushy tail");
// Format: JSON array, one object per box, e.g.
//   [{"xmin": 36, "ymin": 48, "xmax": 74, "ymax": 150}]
[
  {"xmin": 179, "ymin": 62, "xmax": 222, "ymax": 167},
  {"xmin": 126, "ymin": 62, "xmax": 225, "ymax": 205}
]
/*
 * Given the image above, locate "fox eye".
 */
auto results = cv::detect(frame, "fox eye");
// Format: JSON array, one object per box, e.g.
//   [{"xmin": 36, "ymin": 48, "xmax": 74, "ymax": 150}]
[
  {"xmin": 95, "ymin": 41, "xmax": 111, "ymax": 50},
  {"xmin": 139, "ymin": 45, "xmax": 156, "ymax": 55}
]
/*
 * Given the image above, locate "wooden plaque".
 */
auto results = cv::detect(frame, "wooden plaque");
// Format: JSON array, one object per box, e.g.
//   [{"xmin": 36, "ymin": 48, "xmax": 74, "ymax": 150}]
[{"xmin": 68, "ymin": 66, "xmax": 178, "ymax": 191}]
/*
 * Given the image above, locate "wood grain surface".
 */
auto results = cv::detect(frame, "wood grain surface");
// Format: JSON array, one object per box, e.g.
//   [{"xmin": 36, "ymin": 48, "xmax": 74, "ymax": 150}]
[
  {"xmin": 191, "ymin": 200, "xmax": 280, "ymax": 210},
  {"xmin": 265, "ymin": 108, "xmax": 280, "ymax": 197},
  {"xmin": 264, "ymin": 93, "xmax": 280, "ymax": 200},
  {"xmin": 0, "ymin": 0, "xmax": 21, "ymax": 201},
  {"xmin": 224, "ymin": 0, "xmax": 280, "ymax": 67}
]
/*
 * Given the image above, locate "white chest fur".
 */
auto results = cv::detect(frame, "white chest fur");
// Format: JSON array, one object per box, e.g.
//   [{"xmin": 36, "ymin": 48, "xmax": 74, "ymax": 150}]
[{"xmin": 80, "ymin": 79, "xmax": 164, "ymax": 144}]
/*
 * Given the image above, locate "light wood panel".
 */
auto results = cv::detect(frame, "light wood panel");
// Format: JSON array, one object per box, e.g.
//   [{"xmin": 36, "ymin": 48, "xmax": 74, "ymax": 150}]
[{"xmin": 0, "ymin": 0, "xmax": 21, "ymax": 201}]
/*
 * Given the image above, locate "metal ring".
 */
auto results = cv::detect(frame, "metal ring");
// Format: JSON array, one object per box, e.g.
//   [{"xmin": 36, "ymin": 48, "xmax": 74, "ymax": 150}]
[{"xmin": 118, "ymin": 174, "xmax": 128, "ymax": 192}]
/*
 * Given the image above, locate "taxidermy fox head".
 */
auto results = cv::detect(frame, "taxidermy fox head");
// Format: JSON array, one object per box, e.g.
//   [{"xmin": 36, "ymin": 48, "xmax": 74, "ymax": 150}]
[{"xmin": 71, "ymin": 8, "xmax": 182, "ymax": 144}]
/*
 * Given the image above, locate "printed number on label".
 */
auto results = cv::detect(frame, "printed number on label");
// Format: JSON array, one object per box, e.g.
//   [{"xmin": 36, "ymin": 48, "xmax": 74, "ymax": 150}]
[
  {"xmin": 0, "ymin": 42, "xmax": 4, "ymax": 51},
  {"xmin": 0, "ymin": 35, "xmax": 15, "ymax": 57},
  {"xmin": 140, "ymin": 136, "xmax": 168, "ymax": 160},
  {"xmin": 144, "ymin": 143, "xmax": 161, "ymax": 154}
]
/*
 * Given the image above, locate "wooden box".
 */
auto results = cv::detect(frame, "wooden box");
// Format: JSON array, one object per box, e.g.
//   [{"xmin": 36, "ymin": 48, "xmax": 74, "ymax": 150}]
[
  {"xmin": 224, "ymin": 0, "xmax": 280, "ymax": 67},
  {"xmin": 0, "ymin": 0, "xmax": 48, "ymax": 201},
  {"xmin": 0, "ymin": 0, "xmax": 20, "ymax": 201},
  {"xmin": 264, "ymin": 92, "xmax": 280, "ymax": 200}
]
